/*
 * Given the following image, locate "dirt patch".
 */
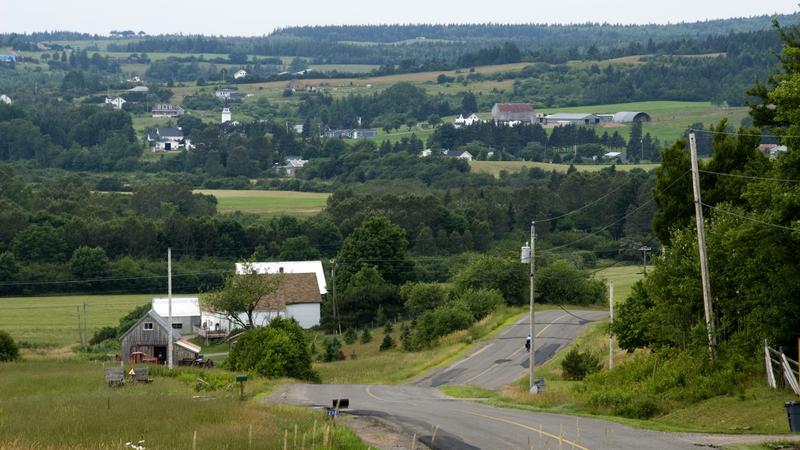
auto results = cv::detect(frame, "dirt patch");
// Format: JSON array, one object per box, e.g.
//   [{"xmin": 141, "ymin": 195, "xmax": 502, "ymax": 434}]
[{"xmin": 340, "ymin": 414, "xmax": 431, "ymax": 450}]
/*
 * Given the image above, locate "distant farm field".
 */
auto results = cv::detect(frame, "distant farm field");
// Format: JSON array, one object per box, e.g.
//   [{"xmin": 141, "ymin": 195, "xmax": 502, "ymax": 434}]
[
  {"xmin": 470, "ymin": 160, "xmax": 659, "ymax": 176},
  {"xmin": 0, "ymin": 294, "xmax": 153, "ymax": 347},
  {"xmin": 593, "ymin": 265, "xmax": 648, "ymax": 302},
  {"xmin": 196, "ymin": 189, "xmax": 330, "ymax": 217}
]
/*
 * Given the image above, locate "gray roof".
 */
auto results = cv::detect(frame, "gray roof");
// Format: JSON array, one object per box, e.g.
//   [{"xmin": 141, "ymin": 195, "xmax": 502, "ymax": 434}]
[
  {"xmin": 157, "ymin": 127, "xmax": 183, "ymax": 138},
  {"xmin": 545, "ymin": 113, "xmax": 599, "ymax": 120},
  {"xmin": 118, "ymin": 309, "xmax": 182, "ymax": 343},
  {"xmin": 127, "ymin": 86, "xmax": 149, "ymax": 93},
  {"xmin": 612, "ymin": 112, "xmax": 651, "ymax": 123}
]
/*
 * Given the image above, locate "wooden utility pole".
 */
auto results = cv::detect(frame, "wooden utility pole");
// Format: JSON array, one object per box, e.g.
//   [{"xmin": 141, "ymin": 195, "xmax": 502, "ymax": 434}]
[
  {"xmin": 83, "ymin": 303, "xmax": 88, "ymax": 349},
  {"xmin": 528, "ymin": 221, "xmax": 537, "ymax": 393},
  {"xmin": 331, "ymin": 262, "xmax": 339, "ymax": 335},
  {"xmin": 167, "ymin": 247, "xmax": 173, "ymax": 369},
  {"xmin": 689, "ymin": 133, "xmax": 716, "ymax": 359},
  {"xmin": 609, "ymin": 283, "xmax": 614, "ymax": 369},
  {"xmin": 77, "ymin": 306, "xmax": 85, "ymax": 351}
]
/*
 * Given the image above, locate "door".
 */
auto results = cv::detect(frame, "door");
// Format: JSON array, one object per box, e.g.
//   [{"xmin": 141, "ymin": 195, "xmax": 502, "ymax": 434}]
[{"xmin": 154, "ymin": 346, "xmax": 167, "ymax": 364}]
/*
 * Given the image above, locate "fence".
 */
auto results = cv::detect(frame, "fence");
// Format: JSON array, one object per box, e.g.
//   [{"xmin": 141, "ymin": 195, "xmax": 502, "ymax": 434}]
[{"xmin": 764, "ymin": 339, "xmax": 800, "ymax": 395}]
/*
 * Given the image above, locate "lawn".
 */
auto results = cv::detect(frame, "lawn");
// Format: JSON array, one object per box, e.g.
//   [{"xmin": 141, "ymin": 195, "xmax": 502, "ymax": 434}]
[
  {"xmin": 0, "ymin": 294, "xmax": 154, "ymax": 348},
  {"xmin": 195, "ymin": 189, "xmax": 330, "ymax": 217},
  {"xmin": 0, "ymin": 359, "xmax": 366, "ymax": 449},
  {"xmin": 469, "ymin": 160, "xmax": 660, "ymax": 176},
  {"xmin": 592, "ymin": 265, "xmax": 648, "ymax": 303}
]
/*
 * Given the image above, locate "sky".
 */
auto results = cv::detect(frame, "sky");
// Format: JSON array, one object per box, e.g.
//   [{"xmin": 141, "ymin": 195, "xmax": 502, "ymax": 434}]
[{"xmin": 8, "ymin": 0, "xmax": 800, "ymax": 36}]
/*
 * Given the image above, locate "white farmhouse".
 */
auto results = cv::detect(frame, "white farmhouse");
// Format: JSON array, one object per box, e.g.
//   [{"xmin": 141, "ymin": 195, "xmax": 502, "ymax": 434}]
[{"xmin": 233, "ymin": 69, "xmax": 248, "ymax": 79}]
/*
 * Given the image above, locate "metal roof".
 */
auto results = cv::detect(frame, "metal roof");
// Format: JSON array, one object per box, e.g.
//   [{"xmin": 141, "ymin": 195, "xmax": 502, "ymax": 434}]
[
  {"xmin": 152, "ymin": 297, "xmax": 200, "ymax": 318},
  {"xmin": 545, "ymin": 113, "xmax": 599, "ymax": 120},
  {"xmin": 612, "ymin": 112, "xmax": 651, "ymax": 123}
]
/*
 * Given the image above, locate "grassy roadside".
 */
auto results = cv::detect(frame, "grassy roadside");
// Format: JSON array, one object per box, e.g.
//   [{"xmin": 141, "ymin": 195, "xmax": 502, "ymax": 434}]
[
  {"xmin": 441, "ymin": 320, "xmax": 797, "ymax": 435},
  {"xmin": 0, "ymin": 359, "xmax": 367, "ymax": 449},
  {"xmin": 314, "ymin": 306, "xmax": 526, "ymax": 384}
]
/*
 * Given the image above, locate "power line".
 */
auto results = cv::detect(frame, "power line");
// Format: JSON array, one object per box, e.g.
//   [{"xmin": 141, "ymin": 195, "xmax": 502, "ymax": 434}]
[
  {"xmin": 534, "ymin": 179, "xmax": 633, "ymax": 223},
  {"xmin": 688, "ymin": 128, "xmax": 791, "ymax": 139},
  {"xmin": 702, "ymin": 202, "xmax": 798, "ymax": 232},
  {"xmin": 698, "ymin": 169, "xmax": 800, "ymax": 184}
]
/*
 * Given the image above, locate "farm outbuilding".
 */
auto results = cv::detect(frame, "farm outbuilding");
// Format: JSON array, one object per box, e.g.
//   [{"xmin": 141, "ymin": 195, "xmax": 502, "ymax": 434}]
[
  {"xmin": 543, "ymin": 113, "xmax": 601, "ymax": 126},
  {"xmin": 492, "ymin": 103, "xmax": 536, "ymax": 123},
  {"xmin": 151, "ymin": 297, "xmax": 201, "ymax": 334},
  {"xmin": 612, "ymin": 112, "xmax": 651, "ymax": 123},
  {"xmin": 120, "ymin": 309, "xmax": 201, "ymax": 364}
]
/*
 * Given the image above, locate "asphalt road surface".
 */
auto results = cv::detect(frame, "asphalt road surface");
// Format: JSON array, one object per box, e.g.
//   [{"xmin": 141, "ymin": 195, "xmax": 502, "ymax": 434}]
[
  {"xmin": 416, "ymin": 309, "xmax": 608, "ymax": 390},
  {"xmin": 277, "ymin": 310, "xmax": 793, "ymax": 449}
]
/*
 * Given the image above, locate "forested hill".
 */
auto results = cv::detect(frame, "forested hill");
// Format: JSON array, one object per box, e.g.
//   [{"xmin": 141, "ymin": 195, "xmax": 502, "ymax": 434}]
[{"xmin": 268, "ymin": 13, "xmax": 800, "ymax": 45}]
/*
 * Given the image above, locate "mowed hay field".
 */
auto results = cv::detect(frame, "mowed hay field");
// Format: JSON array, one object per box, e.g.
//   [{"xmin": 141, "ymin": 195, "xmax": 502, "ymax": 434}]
[
  {"xmin": 0, "ymin": 360, "xmax": 366, "ymax": 449},
  {"xmin": 195, "ymin": 190, "xmax": 330, "ymax": 217},
  {"xmin": 0, "ymin": 294, "xmax": 154, "ymax": 347},
  {"xmin": 593, "ymin": 264, "xmax": 647, "ymax": 302}
]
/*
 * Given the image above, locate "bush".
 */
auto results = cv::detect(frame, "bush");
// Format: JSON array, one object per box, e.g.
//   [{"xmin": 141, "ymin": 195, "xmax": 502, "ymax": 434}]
[
  {"xmin": 322, "ymin": 336, "xmax": 343, "ymax": 362},
  {"xmin": 0, "ymin": 330, "xmax": 19, "ymax": 362},
  {"xmin": 453, "ymin": 256, "xmax": 527, "ymax": 305},
  {"xmin": 400, "ymin": 282, "xmax": 448, "ymax": 316},
  {"xmin": 383, "ymin": 321, "xmax": 394, "ymax": 334},
  {"xmin": 225, "ymin": 317, "xmax": 319, "ymax": 381},
  {"xmin": 560, "ymin": 346, "xmax": 601, "ymax": 380},
  {"xmin": 360, "ymin": 329, "xmax": 372, "ymax": 344},
  {"xmin": 89, "ymin": 326, "xmax": 117, "ymax": 345},
  {"xmin": 343, "ymin": 328, "xmax": 357, "ymax": 345},
  {"xmin": 536, "ymin": 259, "xmax": 606, "ymax": 305},
  {"xmin": 379, "ymin": 334, "xmax": 395, "ymax": 351},
  {"xmin": 410, "ymin": 301, "xmax": 475, "ymax": 349},
  {"xmin": 456, "ymin": 288, "xmax": 503, "ymax": 320}
]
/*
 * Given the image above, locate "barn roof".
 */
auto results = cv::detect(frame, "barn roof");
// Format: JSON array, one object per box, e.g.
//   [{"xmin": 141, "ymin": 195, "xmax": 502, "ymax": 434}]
[
  {"xmin": 612, "ymin": 112, "xmax": 651, "ymax": 123},
  {"xmin": 152, "ymin": 297, "xmax": 200, "ymax": 318},
  {"xmin": 237, "ymin": 261, "xmax": 327, "ymax": 294},
  {"xmin": 255, "ymin": 273, "xmax": 322, "ymax": 310},
  {"xmin": 494, "ymin": 103, "xmax": 534, "ymax": 113},
  {"xmin": 545, "ymin": 113, "xmax": 598, "ymax": 120},
  {"xmin": 118, "ymin": 309, "xmax": 182, "ymax": 343}
]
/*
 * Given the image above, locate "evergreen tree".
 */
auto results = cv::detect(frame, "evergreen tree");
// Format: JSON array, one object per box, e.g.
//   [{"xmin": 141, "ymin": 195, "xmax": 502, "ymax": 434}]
[{"xmin": 626, "ymin": 121, "xmax": 643, "ymax": 162}]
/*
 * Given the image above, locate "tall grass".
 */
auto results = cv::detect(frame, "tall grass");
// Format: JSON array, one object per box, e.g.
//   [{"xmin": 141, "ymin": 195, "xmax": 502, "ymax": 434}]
[{"xmin": 0, "ymin": 360, "xmax": 366, "ymax": 449}]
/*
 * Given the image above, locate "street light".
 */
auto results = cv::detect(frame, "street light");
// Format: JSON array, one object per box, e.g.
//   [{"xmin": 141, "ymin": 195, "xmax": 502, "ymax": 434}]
[{"xmin": 521, "ymin": 221, "xmax": 540, "ymax": 393}]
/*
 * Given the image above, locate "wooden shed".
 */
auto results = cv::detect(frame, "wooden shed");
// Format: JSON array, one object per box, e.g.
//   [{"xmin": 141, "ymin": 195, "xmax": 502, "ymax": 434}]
[{"xmin": 120, "ymin": 309, "xmax": 200, "ymax": 364}]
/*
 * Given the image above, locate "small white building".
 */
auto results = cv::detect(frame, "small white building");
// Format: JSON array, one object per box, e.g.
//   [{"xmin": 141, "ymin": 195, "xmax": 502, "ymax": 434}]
[
  {"xmin": 221, "ymin": 106, "xmax": 231, "ymax": 124},
  {"xmin": 0, "ymin": 94, "xmax": 11, "ymax": 105},
  {"xmin": 454, "ymin": 113, "xmax": 481, "ymax": 128},
  {"xmin": 603, "ymin": 151, "xmax": 626, "ymax": 162},
  {"xmin": 151, "ymin": 297, "xmax": 201, "ymax": 334},
  {"xmin": 147, "ymin": 127, "xmax": 190, "ymax": 151},
  {"xmin": 104, "ymin": 96, "xmax": 126, "ymax": 110},
  {"xmin": 233, "ymin": 69, "xmax": 248, "ymax": 79},
  {"xmin": 152, "ymin": 104, "xmax": 184, "ymax": 118},
  {"xmin": 442, "ymin": 149, "xmax": 474, "ymax": 161}
]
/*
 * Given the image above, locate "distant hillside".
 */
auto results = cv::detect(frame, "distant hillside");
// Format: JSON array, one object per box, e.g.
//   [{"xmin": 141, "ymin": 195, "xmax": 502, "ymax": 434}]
[{"xmin": 268, "ymin": 13, "xmax": 800, "ymax": 45}]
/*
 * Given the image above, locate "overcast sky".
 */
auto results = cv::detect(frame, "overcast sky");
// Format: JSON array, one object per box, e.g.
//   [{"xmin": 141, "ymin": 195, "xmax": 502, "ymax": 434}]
[{"xmin": 10, "ymin": 0, "xmax": 800, "ymax": 36}]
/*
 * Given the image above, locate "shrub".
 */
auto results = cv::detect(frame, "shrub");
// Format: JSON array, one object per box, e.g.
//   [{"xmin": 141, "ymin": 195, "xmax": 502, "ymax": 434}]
[
  {"xmin": 561, "ymin": 346, "xmax": 601, "ymax": 380},
  {"xmin": 343, "ymin": 328, "xmax": 357, "ymax": 345},
  {"xmin": 452, "ymin": 255, "xmax": 527, "ymax": 305},
  {"xmin": 379, "ymin": 334, "xmax": 395, "ymax": 351},
  {"xmin": 411, "ymin": 301, "xmax": 475, "ymax": 349},
  {"xmin": 456, "ymin": 288, "xmax": 503, "ymax": 320},
  {"xmin": 89, "ymin": 326, "xmax": 117, "ymax": 345},
  {"xmin": 383, "ymin": 321, "xmax": 394, "ymax": 334},
  {"xmin": 536, "ymin": 259, "xmax": 606, "ymax": 305},
  {"xmin": 225, "ymin": 317, "xmax": 319, "ymax": 381},
  {"xmin": 0, "ymin": 330, "xmax": 20, "ymax": 362},
  {"xmin": 360, "ymin": 329, "xmax": 372, "ymax": 344},
  {"xmin": 400, "ymin": 282, "xmax": 448, "ymax": 316},
  {"xmin": 322, "ymin": 336, "xmax": 342, "ymax": 362}
]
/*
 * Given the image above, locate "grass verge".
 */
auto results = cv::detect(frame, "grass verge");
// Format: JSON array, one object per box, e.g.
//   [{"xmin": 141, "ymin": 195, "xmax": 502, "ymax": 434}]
[{"xmin": 0, "ymin": 359, "xmax": 366, "ymax": 449}]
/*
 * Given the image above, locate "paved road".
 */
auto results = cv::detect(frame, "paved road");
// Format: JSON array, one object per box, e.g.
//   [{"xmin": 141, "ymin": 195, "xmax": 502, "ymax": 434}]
[
  {"xmin": 276, "ymin": 310, "xmax": 795, "ymax": 449},
  {"xmin": 417, "ymin": 309, "xmax": 608, "ymax": 390}
]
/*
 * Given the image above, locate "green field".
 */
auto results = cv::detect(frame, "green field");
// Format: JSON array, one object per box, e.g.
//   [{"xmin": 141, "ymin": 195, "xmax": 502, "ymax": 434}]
[
  {"xmin": 195, "ymin": 189, "xmax": 330, "ymax": 217},
  {"xmin": 470, "ymin": 160, "xmax": 660, "ymax": 176},
  {"xmin": 0, "ymin": 360, "xmax": 365, "ymax": 449},
  {"xmin": 0, "ymin": 294, "xmax": 154, "ymax": 347},
  {"xmin": 593, "ymin": 264, "xmax": 648, "ymax": 302}
]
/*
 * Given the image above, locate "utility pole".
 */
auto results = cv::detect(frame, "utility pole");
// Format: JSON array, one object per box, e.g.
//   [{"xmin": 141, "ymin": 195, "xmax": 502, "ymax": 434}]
[
  {"xmin": 83, "ymin": 303, "xmax": 88, "ymax": 350},
  {"xmin": 77, "ymin": 306, "xmax": 85, "ymax": 352},
  {"xmin": 689, "ymin": 133, "xmax": 716, "ymax": 359},
  {"xmin": 639, "ymin": 246, "xmax": 652, "ymax": 274},
  {"xmin": 167, "ymin": 247, "xmax": 173, "ymax": 369},
  {"xmin": 608, "ymin": 283, "xmax": 614, "ymax": 369},
  {"xmin": 331, "ymin": 261, "xmax": 339, "ymax": 335},
  {"xmin": 521, "ymin": 221, "xmax": 539, "ymax": 393}
]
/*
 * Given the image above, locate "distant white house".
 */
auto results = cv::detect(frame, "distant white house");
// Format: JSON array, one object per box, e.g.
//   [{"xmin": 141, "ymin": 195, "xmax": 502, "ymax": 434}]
[
  {"xmin": 233, "ymin": 69, "xmax": 248, "ymax": 79},
  {"xmin": 0, "ymin": 94, "xmax": 11, "ymax": 105},
  {"xmin": 126, "ymin": 76, "xmax": 142, "ymax": 84},
  {"xmin": 278, "ymin": 156, "xmax": 308, "ymax": 176},
  {"xmin": 104, "ymin": 96, "xmax": 126, "ymax": 110},
  {"xmin": 454, "ymin": 113, "xmax": 481, "ymax": 128},
  {"xmin": 151, "ymin": 297, "xmax": 201, "ymax": 334},
  {"xmin": 603, "ymin": 151, "xmax": 626, "ymax": 162},
  {"xmin": 221, "ymin": 106, "xmax": 232, "ymax": 124},
  {"xmin": 151, "ymin": 104, "xmax": 184, "ymax": 118},
  {"xmin": 147, "ymin": 127, "xmax": 191, "ymax": 151},
  {"xmin": 442, "ymin": 149, "xmax": 474, "ymax": 161}
]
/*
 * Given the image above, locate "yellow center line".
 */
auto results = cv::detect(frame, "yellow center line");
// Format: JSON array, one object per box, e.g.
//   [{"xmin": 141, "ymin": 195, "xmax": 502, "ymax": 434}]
[
  {"xmin": 462, "ymin": 313, "xmax": 570, "ymax": 384},
  {"xmin": 463, "ymin": 410, "xmax": 591, "ymax": 450}
]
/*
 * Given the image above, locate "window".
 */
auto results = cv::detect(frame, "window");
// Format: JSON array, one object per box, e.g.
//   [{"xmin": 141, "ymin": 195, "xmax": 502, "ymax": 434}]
[
  {"xmin": 171, "ymin": 323, "xmax": 183, "ymax": 329},
  {"xmin": 143, "ymin": 322, "xmax": 153, "ymax": 331}
]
